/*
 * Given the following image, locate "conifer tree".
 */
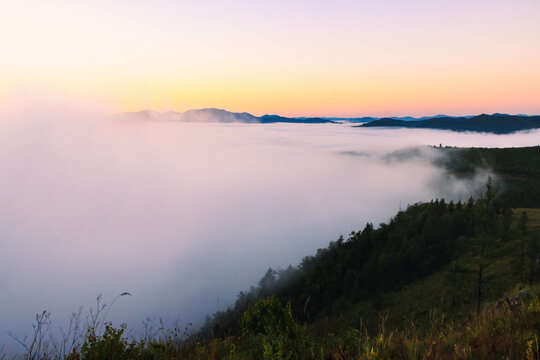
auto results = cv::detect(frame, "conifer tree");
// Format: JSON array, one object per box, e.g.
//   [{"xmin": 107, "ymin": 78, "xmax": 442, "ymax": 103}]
[
  {"xmin": 518, "ymin": 211, "xmax": 529, "ymax": 284},
  {"xmin": 527, "ymin": 231, "xmax": 539, "ymax": 287}
]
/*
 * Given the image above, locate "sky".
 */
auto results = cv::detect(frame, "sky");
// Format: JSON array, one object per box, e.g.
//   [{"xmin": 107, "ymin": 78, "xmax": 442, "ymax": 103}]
[{"xmin": 1, "ymin": 0, "xmax": 540, "ymax": 117}]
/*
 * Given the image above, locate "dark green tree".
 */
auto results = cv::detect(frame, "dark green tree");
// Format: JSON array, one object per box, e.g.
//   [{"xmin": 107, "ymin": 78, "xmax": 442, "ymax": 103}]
[
  {"xmin": 527, "ymin": 231, "xmax": 539, "ymax": 287},
  {"xmin": 518, "ymin": 211, "xmax": 529, "ymax": 284},
  {"xmin": 473, "ymin": 177, "xmax": 498, "ymax": 314}
]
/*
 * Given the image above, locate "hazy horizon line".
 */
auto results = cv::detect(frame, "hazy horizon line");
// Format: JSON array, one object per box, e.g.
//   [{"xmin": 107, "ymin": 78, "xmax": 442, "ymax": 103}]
[{"xmin": 118, "ymin": 107, "xmax": 538, "ymax": 119}]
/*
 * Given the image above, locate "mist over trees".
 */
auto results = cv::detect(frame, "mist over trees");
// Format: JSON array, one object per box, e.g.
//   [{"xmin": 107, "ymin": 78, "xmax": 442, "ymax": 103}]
[{"xmin": 200, "ymin": 177, "xmax": 533, "ymax": 337}]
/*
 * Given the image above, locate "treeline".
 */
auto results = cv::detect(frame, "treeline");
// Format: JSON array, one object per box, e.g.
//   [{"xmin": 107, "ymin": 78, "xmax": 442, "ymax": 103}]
[
  {"xmin": 201, "ymin": 180, "xmax": 538, "ymax": 338},
  {"xmin": 439, "ymin": 145, "xmax": 540, "ymax": 208},
  {"xmin": 360, "ymin": 114, "xmax": 540, "ymax": 134}
]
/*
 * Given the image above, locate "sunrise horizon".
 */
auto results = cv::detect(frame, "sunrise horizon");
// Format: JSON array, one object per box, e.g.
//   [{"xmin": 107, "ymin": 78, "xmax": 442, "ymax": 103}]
[
  {"xmin": 118, "ymin": 106, "xmax": 540, "ymax": 119},
  {"xmin": 3, "ymin": 0, "xmax": 540, "ymax": 118}
]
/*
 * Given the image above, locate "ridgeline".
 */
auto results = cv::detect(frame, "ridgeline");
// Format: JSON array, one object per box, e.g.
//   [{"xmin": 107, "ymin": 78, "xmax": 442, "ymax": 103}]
[{"xmin": 360, "ymin": 114, "xmax": 540, "ymax": 134}]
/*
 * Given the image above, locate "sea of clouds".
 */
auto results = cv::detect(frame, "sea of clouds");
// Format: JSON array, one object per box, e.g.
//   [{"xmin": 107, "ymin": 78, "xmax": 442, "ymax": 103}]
[{"xmin": 1, "ymin": 99, "xmax": 539, "ymax": 353}]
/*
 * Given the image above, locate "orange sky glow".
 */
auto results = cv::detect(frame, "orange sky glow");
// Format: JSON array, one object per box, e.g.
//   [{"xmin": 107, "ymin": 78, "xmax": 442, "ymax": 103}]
[{"xmin": 1, "ymin": 0, "xmax": 539, "ymax": 117}]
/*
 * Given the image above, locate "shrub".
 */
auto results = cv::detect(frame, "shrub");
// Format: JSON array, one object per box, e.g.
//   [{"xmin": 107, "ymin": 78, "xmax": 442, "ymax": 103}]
[
  {"xmin": 80, "ymin": 323, "xmax": 136, "ymax": 360},
  {"xmin": 240, "ymin": 296, "xmax": 295, "ymax": 338}
]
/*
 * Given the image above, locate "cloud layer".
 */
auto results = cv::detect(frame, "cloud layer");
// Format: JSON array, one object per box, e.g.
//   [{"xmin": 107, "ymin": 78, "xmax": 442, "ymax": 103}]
[{"xmin": 1, "ymin": 103, "xmax": 539, "ymax": 353}]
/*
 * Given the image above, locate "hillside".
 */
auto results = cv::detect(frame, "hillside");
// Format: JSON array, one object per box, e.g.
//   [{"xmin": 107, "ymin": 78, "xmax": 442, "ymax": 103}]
[
  {"xmin": 186, "ymin": 146, "xmax": 540, "ymax": 358},
  {"xmin": 52, "ymin": 196, "xmax": 539, "ymax": 360},
  {"xmin": 360, "ymin": 114, "xmax": 540, "ymax": 134},
  {"xmin": 438, "ymin": 146, "xmax": 540, "ymax": 208},
  {"xmin": 196, "ymin": 146, "xmax": 540, "ymax": 339},
  {"xmin": 201, "ymin": 187, "xmax": 532, "ymax": 335}
]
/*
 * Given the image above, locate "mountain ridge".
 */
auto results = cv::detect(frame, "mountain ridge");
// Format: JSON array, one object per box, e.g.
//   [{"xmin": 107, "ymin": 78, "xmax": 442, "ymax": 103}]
[
  {"xmin": 118, "ymin": 108, "xmax": 476, "ymax": 123},
  {"xmin": 117, "ymin": 108, "xmax": 336, "ymax": 124},
  {"xmin": 360, "ymin": 113, "xmax": 540, "ymax": 134},
  {"xmin": 117, "ymin": 108, "xmax": 540, "ymax": 133}
]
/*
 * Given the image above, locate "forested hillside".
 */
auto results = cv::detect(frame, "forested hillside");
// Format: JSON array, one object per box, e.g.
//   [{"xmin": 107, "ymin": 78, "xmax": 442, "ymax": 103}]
[
  {"xmin": 179, "ymin": 147, "xmax": 540, "ymax": 359},
  {"xmin": 201, "ymin": 179, "xmax": 535, "ymax": 338},
  {"xmin": 438, "ymin": 146, "xmax": 540, "ymax": 208}
]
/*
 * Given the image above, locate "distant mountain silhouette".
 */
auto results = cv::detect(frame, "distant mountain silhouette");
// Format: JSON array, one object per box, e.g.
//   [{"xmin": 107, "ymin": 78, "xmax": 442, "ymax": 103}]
[
  {"xmin": 325, "ymin": 114, "xmax": 469, "ymax": 123},
  {"xmin": 179, "ymin": 108, "xmax": 260, "ymax": 123},
  {"xmin": 360, "ymin": 114, "xmax": 540, "ymax": 134},
  {"xmin": 118, "ymin": 110, "xmax": 539, "ymax": 131},
  {"xmin": 260, "ymin": 115, "xmax": 334, "ymax": 124},
  {"xmin": 119, "ymin": 108, "xmax": 335, "ymax": 124},
  {"xmin": 320, "ymin": 117, "xmax": 378, "ymax": 123},
  {"xmin": 119, "ymin": 108, "xmax": 259, "ymax": 123}
]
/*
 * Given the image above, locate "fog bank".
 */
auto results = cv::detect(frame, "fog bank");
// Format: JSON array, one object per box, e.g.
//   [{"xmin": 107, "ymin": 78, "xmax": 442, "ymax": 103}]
[{"xmin": 1, "ymin": 103, "xmax": 539, "ymax": 352}]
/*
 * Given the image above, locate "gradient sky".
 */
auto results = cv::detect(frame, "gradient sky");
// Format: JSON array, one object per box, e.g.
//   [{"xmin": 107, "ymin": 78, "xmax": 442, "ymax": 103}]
[{"xmin": 1, "ymin": 0, "xmax": 539, "ymax": 116}]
